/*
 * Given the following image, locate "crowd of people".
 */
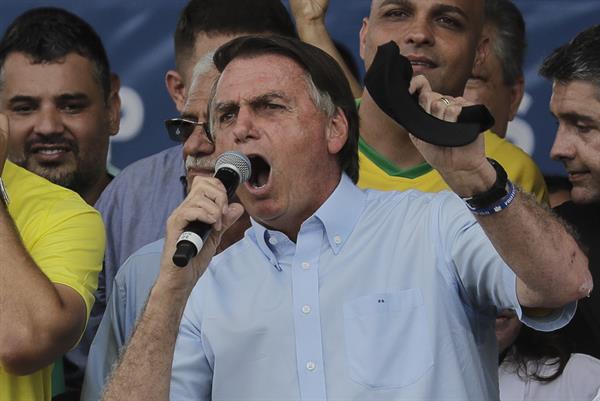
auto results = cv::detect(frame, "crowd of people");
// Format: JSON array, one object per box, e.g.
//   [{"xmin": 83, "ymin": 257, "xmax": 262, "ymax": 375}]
[{"xmin": 0, "ymin": 0, "xmax": 599, "ymax": 400}]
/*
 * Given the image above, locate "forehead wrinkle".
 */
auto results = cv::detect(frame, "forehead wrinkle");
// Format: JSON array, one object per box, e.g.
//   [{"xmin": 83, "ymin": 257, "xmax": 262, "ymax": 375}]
[{"xmin": 216, "ymin": 90, "xmax": 289, "ymax": 109}]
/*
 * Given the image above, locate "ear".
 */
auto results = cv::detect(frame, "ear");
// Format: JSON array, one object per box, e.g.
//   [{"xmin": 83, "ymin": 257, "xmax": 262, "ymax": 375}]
[
  {"xmin": 508, "ymin": 76, "xmax": 525, "ymax": 121},
  {"xmin": 107, "ymin": 73, "xmax": 121, "ymax": 137},
  {"xmin": 326, "ymin": 107, "xmax": 349, "ymax": 156},
  {"xmin": 359, "ymin": 18, "xmax": 369, "ymax": 61},
  {"xmin": 473, "ymin": 35, "xmax": 490, "ymax": 71},
  {"xmin": 165, "ymin": 69, "xmax": 187, "ymax": 112}
]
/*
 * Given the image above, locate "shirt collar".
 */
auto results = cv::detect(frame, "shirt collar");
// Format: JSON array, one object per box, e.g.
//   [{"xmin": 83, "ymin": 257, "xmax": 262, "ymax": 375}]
[
  {"xmin": 250, "ymin": 174, "xmax": 366, "ymax": 270},
  {"xmin": 313, "ymin": 173, "xmax": 365, "ymax": 254}
]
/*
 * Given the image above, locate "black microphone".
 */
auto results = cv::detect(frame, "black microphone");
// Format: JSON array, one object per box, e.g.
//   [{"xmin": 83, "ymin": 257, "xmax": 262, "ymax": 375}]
[{"xmin": 172, "ymin": 151, "xmax": 251, "ymax": 267}]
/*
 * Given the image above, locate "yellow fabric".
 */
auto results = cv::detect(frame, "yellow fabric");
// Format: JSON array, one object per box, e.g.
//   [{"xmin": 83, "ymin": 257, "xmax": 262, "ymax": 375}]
[
  {"xmin": 358, "ymin": 131, "xmax": 549, "ymax": 204},
  {"xmin": 0, "ymin": 161, "xmax": 104, "ymax": 401}
]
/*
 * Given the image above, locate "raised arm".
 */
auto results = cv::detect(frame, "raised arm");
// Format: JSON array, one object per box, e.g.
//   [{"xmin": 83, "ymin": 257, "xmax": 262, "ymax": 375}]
[
  {"xmin": 0, "ymin": 113, "xmax": 103, "ymax": 375},
  {"xmin": 290, "ymin": 0, "xmax": 363, "ymax": 97},
  {"xmin": 406, "ymin": 76, "xmax": 592, "ymax": 309},
  {"xmin": 101, "ymin": 176, "xmax": 244, "ymax": 401}
]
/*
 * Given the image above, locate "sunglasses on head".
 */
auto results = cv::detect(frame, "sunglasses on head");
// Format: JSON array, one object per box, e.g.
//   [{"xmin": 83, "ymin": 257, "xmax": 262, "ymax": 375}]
[{"xmin": 164, "ymin": 117, "xmax": 212, "ymax": 144}]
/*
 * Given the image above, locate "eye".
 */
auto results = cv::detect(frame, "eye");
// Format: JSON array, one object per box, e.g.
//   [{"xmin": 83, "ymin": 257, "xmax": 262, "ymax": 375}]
[
  {"xmin": 436, "ymin": 16, "xmax": 463, "ymax": 29},
  {"xmin": 382, "ymin": 8, "xmax": 410, "ymax": 19},
  {"xmin": 262, "ymin": 102, "xmax": 285, "ymax": 110},
  {"xmin": 61, "ymin": 102, "xmax": 86, "ymax": 113},
  {"xmin": 11, "ymin": 104, "xmax": 35, "ymax": 114},
  {"xmin": 218, "ymin": 112, "xmax": 236, "ymax": 125},
  {"xmin": 575, "ymin": 124, "xmax": 592, "ymax": 134}
]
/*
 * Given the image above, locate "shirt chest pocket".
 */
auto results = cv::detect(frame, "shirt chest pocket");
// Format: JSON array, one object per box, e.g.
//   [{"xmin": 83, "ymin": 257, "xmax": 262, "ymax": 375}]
[{"xmin": 342, "ymin": 289, "xmax": 434, "ymax": 389}]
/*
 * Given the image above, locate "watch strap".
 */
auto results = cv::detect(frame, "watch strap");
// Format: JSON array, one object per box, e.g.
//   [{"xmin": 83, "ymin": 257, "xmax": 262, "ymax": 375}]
[{"xmin": 462, "ymin": 158, "xmax": 508, "ymax": 209}]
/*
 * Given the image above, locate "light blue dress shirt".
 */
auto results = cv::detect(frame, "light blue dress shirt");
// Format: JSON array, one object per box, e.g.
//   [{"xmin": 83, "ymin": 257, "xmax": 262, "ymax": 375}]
[
  {"xmin": 170, "ymin": 174, "xmax": 574, "ymax": 401},
  {"xmin": 81, "ymin": 241, "xmax": 163, "ymax": 401}
]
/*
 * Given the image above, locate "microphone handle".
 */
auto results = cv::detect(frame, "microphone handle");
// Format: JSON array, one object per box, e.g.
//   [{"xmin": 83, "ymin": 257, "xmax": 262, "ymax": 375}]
[
  {"xmin": 172, "ymin": 167, "xmax": 241, "ymax": 267},
  {"xmin": 172, "ymin": 221, "xmax": 212, "ymax": 267}
]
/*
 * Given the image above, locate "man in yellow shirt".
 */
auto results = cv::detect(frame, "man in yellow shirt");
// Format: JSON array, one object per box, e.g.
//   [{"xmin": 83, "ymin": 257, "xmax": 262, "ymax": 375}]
[
  {"xmin": 291, "ymin": 0, "xmax": 547, "ymax": 203},
  {"xmin": 0, "ymin": 8, "xmax": 120, "ymax": 207},
  {"xmin": 0, "ymin": 112, "xmax": 104, "ymax": 401}
]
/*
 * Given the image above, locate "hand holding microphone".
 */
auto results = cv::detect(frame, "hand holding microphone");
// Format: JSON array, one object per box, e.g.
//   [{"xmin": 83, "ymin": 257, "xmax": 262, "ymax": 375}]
[{"xmin": 172, "ymin": 151, "xmax": 251, "ymax": 267}]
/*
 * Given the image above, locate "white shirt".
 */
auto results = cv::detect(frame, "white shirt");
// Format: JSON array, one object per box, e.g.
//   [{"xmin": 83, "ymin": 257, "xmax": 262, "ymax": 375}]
[{"xmin": 500, "ymin": 353, "xmax": 600, "ymax": 401}]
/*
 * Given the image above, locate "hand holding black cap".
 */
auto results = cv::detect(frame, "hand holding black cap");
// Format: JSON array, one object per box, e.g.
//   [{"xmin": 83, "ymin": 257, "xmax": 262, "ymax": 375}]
[{"xmin": 364, "ymin": 41, "xmax": 494, "ymax": 147}]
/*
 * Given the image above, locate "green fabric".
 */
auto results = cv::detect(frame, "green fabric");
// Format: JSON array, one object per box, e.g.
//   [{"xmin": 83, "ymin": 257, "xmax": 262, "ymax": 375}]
[
  {"xmin": 51, "ymin": 359, "xmax": 65, "ymax": 397},
  {"xmin": 356, "ymin": 98, "xmax": 433, "ymax": 179},
  {"xmin": 358, "ymin": 137, "xmax": 433, "ymax": 178}
]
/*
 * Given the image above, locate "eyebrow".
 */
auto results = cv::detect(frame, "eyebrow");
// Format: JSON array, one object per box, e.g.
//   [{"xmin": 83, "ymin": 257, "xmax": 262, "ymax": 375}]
[
  {"xmin": 7, "ymin": 95, "xmax": 38, "ymax": 105},
  {"xmin": 8, "ymin": 92, "xmax": 90, "ymax": 104},
  {"xmin": 432, "ymin": 3, "xmax": 469, "ymax": 21},
  {"xmin": 378, "ymin": 0, "xmax": 469, "ymax": 21},
  {"xmin": 55, "ymin": 93, "xmax": 90, "ymax": 102},
  {"xmin": 379, "ymin": 0, "xmax": 410, "ymax": 7},
  {"xmin": 555, "ymin": 111, "xmax": 597, "ymax": 125},
  {"xmin": 249, "ymin": 91, "xmax": 289, "ymax": 106},
  {"xmin": 214, "ymin": 91, "xmax": 289, "ymax": 112},
  {"xmin": 378, "ymin": 0, "xmax": 413, "ymax": 10}
]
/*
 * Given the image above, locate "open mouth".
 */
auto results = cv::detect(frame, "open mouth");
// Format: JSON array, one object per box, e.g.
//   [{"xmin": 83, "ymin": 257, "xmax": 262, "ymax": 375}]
[
  {"xmin": 406, "ymin": 55, "xmax": 437, "ymax": 71},
  {"xmin": 28, "ymin": 141, "xmax": 73, "ymax": 157},
  {"xmin": 34, "ymin": 147, "xmax": 70, "ymax": 155},
  {"xmin": 27, "ymin": 144, "xmax": 73, "ymax": 163},
  {"xmin": 248, "ymin": 155, "xmax": 271, "ymax": 189},
  {"xmin": 410, "ymin": 60, "xmax": 436, "ymax": 68}
]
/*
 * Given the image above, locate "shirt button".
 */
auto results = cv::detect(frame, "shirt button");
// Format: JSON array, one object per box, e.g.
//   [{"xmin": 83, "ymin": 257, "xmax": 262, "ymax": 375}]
[
  {"xmin": 334, "ymin": 235, "xmax": 342, "ymax": 245},
  {"xmin": 301, "ymin": 262, "xmax": 310, "ymax": 270},
  {"xmin": 268, "ymin": 237, "xmax": 278, "ymax": 245},
  {"xmin": 306, "ymin": 361, "xmax": 316, "ymax": 371},
  {"xmin": 301, "ymin": 305, "xmax": 311, "ymax": 314}
]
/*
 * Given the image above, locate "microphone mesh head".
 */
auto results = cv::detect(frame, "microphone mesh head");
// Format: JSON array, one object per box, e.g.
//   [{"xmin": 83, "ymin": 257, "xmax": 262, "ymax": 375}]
[{"xmin": 215, "ymin": 151, "xmax": 252, "ymax": 183}]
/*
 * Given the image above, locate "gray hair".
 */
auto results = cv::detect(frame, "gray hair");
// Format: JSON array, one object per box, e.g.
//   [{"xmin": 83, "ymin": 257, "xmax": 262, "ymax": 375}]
[
  {"xmin": 484, "ymin": 0, "xmax": 526, "ymax": 86},
  {"xmin": 186, "ymin": 50, "xmax": 216, "ymax": 96},
  {"xmin": 539, "ymin": 24, "xmax": 600, "ymax": 92},
  {"xmin": 303, "ymin": 72, "xmax": 336, "ymax": 119}
]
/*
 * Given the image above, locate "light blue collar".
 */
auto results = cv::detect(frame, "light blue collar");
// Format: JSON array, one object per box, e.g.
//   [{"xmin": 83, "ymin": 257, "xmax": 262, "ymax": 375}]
[{"xmin": 250, "ymin": 174, "xmax": 366, "ymax": 270}]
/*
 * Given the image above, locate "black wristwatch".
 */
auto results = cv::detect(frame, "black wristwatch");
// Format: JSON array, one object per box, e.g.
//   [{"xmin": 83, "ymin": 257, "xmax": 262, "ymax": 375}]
[{"xmin": 461, "ymin": 158, "xmax": 508, "ymax": 209}]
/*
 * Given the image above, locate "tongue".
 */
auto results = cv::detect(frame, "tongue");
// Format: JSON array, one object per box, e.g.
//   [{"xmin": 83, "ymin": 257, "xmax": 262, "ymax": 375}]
[{"xmin": 255, "ymin": 169, "xmax": 269, "ymax": 188}]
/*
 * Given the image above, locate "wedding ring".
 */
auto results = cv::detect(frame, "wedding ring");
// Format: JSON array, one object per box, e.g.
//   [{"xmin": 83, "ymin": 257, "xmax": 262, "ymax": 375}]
[{"xmin": 440, "ymin": 97, "xmax": 451, "ymax": 106}]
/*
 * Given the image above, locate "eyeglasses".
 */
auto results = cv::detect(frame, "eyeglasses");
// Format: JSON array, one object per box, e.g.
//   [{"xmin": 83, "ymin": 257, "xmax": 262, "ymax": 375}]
[{"xmin": 164, "ymin": 117, "xmax": 212, "ymax": 144}]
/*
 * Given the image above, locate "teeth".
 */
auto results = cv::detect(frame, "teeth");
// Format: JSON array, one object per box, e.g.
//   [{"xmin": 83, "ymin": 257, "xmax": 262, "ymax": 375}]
[{"xmin": 38, "ymin": 149, "xmax": 66, "ymax": 154}]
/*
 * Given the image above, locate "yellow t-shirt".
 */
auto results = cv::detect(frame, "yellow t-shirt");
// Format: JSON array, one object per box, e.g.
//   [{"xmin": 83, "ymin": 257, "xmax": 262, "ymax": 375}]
[
  {"xmin": 358, "ymin": 130, "xmax": 549, "ymax": 204},
  {"xmin": 0, "ymin": 161, "xmax": 104, "ymax": 401}
]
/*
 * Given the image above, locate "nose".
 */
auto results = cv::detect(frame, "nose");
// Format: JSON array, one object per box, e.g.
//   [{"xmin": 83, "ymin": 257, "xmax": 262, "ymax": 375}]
[
  {"xmin": 183, "ymin": 124, "xmax": 215, "ymax": 159},
  {"xmin": 231, "ymin": 106, "xmax": 260, "ymax": 144},
  {"xmin": 550, "ymin": 124, "xmax": 575, "ymax": 162},
  {"xmin": 34, "ymin": 105, "xmax": 64, "ymax": 135},
  {"xmin": 404, "ymin": 17, "xmax": 434, "ymax": 47}
]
